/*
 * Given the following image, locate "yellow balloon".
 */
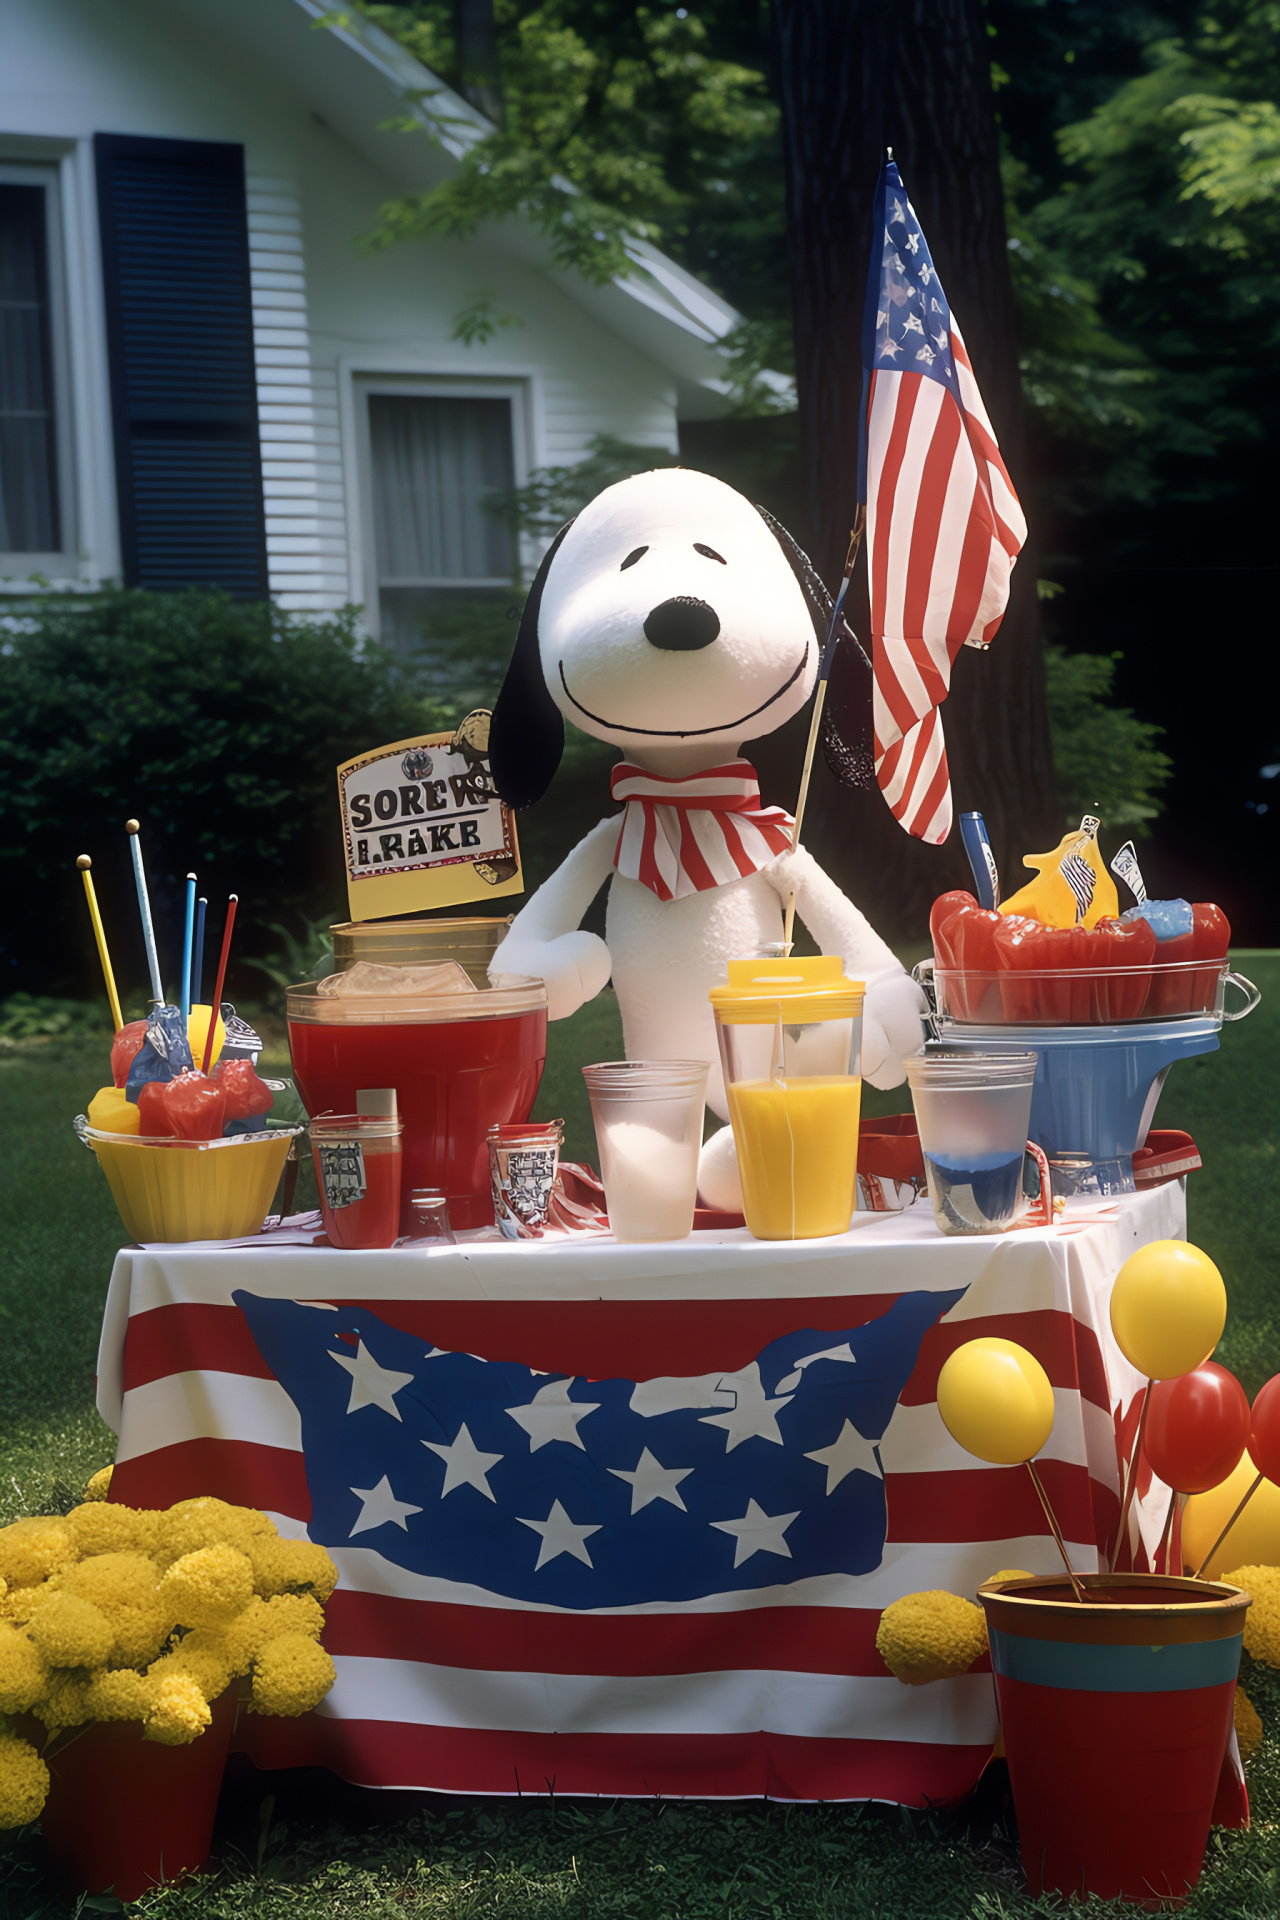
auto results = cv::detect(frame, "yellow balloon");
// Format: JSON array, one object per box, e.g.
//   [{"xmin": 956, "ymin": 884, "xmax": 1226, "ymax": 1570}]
[
  {"xmin": 186, "ymin": 1004, "xmax": 226, "ymax": 1069},
  {"xmin": 937, "ymin": 1338, "xmax": 1055, "ymax": 1466},
  {"xmin": 1109, "ymin": 1239, "xmax": 1226, "ymax": 1380},
  {"xmin": 1182, "ymin": 1454, "xmax": 1280, "ymax": 1580}
]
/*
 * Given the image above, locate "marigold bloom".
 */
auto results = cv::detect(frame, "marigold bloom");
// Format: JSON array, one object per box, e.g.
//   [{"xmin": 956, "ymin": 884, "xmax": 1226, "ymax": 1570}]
[
  {"xmin": 153, "ymin": 1498, "xmax": 273, "ymax": 1569},
  {"xmin": 60, "ymin": 1551, "xmax": 171, "ymax": 1667},
  {"xmin": 250, "ymin": 1633, "xmax": 336, "ymax": 1717},
  {"xmin": 876, "ymin": 1591, "xmax": 988, "ymax": 1685},
  {"xmin": 0, "ymin": 1518, "xmax": 74, "ymax": 1589},
  {"xmin": 84, "ymin": 1466, "xmax": 114, "ymax": 1502},
  {"xmin": 86, "ymin": 1668, "xmax": 155, "ymax": 1722},
  {"xmin": 159, "ymin": 1544, "xmax": 255, "ymax": 1629},
  {"xmin": 0, "ymin": 1734, "xmax": 49, "ymax": 1828},
  {"xmin": 65, "ymin": 1502, "xmax": 153, "ymax": 1558},
  {"xmin": 150, "ymin": 1636, "xmax": 231, "ymax": 1705},
  {"xmin": 27, "ymin": 1592, "xmax": 115, "ymax": 1670},
  {"xmin": 247, "ymin": 1537, "xmax": 338, "ymax": 1603},
  {"xmin": 145, "ymin": 1672, "xmax": 211, "ymax": 1745},
  {"xmin": 0, "ymin": 1624, "xmax": 48, "ymax": 1714},
  {"xmin": 33, "ymin": 1669, "xmax": 94, "ymax": 1733},
  {"xmin": 1224, "ymin": 1565, "xmax": 1280, "ymax": 1667},
  {"xmin": 986, "ymin": 1569, "xmax": 1034, "ymax": 1585}
]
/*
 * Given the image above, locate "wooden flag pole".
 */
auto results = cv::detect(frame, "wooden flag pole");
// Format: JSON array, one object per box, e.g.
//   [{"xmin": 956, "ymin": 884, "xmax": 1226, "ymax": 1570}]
[{"xmin": 783, "ymin": 508, "xmax": 867, "ymax": 954}]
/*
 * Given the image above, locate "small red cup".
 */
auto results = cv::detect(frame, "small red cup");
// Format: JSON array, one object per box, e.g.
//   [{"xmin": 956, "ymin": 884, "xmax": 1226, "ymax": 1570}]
[{"xmin": 310, "ymin": 1112, "xmax": 403, "ymax": 1249}]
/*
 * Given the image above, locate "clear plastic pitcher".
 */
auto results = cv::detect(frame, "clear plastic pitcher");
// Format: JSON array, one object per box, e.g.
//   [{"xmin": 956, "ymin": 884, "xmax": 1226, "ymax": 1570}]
[
  {"xmin": 709, "ymin": 957, "xmax": 864, "ymax": 1240},
  {"xmin": 904, "ymin": 1051, "xmax": 1039, "ymax": 1235}
]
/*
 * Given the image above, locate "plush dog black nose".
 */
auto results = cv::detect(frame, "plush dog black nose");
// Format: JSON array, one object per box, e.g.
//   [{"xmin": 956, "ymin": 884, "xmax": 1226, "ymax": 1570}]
[{"xmin": 643, "ymin": 596, "xmax": 721, "ymax": 651}]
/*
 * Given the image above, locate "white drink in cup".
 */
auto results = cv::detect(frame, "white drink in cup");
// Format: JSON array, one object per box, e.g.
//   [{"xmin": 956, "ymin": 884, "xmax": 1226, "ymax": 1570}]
[{"xmin": 582, "ymin": 1061, "xmax": 709, "ymax": 1243}]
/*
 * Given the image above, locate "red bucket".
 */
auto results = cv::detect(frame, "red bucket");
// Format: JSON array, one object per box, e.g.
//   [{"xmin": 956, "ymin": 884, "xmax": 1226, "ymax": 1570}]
[
  {"xmin": 37, "ymin": 1689, "xmax": 236, "ymax": 1900},
  {"xmin": 979, "ymin": 1573, "xmax": 1250, "ymax": 1910}
]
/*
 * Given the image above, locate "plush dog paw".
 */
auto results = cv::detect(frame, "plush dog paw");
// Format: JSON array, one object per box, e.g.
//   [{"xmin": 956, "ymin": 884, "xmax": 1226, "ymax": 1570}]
[
  {"xmin": 697, "ymin": 1125, "xmax": 744, "ymax": 1212},
  {"xmin": 861, "ymin": 969, "xmax": 929, "ymax": 1090},
  {"xmin": 491, "ymin": 930, "xmax": 611, "ymax": 1021}
]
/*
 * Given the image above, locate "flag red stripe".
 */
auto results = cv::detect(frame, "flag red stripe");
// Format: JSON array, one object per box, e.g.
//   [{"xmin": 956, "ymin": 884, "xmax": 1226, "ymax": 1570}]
[
  {"xmin": 869, "ymin": 377, "xmax": 919, "ymax": 644},
  {"xmin": 903, "ymin": 1311, "xmax": 1111, "ymax": 1412},
  {"xmin": 901, "ymin": 400, "xmax": 962, "ymax": 640},
  {"xmin": 240, "ymin": 1715, "xmax": 996, "ymax": 1805},
  {"xmin": 887, "ymin": 1459, "xmax": 1117, "ymax": 1548},
  {"xmin": 945, "ymin": 481, "xmax": 994, "ymax": 642},
  {"xmin": 110, "ymin": 1437, "xmax": 311, "ymax": 1519}
]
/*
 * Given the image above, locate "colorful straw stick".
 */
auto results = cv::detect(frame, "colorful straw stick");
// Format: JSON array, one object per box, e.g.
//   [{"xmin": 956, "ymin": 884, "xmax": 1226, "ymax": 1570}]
[
  {"xmin": 75, "ymin": 855, "xmax": 123, "ymax": 1033},
  {"xmin": 201, "ymin": 894, "xmax": 239, "ymax": 1074},
  {"xmin": 125, "ymin": 819, "xmax": 164, "ymax": 1005},
  {"xmin": 180, "ymin": 874, "xmax": 197, "ymax": 1022},
  {"xmin": 1192, "ymin": 1470, "xmax": 1264, "ymax": 1582},
  {"xmin": 1025, "ymin": 1460, "xmax": 1089, "ymax": 1604},
  {"xmin": 193, "ymin": 896, "xmax": 207, "ymax": 1006},
  {"xmin": 959, "ymin": 812, "xmax": 1000, "ymax": 910}
]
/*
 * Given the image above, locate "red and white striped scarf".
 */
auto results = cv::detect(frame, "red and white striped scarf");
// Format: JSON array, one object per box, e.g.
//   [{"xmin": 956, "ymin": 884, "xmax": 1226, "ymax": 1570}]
[{"xmin": 610, "ymin": 760, "xmax": 794, "ymax": 902}]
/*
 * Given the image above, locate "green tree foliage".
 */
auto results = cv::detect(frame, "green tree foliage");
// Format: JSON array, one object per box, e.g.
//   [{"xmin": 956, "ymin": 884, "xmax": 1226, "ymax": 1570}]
[
  {"xmin": 1043, "ymin": 645, "xmax": 1173, "ymax": 831},
  {"xmin": 0, "ymin": 592, "xmax": 427, "ymax": 997}
]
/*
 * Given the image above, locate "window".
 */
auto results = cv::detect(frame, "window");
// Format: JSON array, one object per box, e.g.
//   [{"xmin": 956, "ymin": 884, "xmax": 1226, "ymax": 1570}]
[
  {"xmin": 361, "ymin": 386, "xmax": 519, "ymax": 661},
  {"xmin": 0, "ymin": 166, "xmax": 69, "ymax": 562}
]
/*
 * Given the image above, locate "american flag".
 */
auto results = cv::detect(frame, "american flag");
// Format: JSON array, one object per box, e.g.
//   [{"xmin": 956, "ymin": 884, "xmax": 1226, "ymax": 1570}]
[
  {"xmin": 101, "ymin": 1227, "xmax": 1156, "ymax": 1805},
  {"xmin": 859, "ymin": 159, "xmax": 1027, "ymax": 845}
]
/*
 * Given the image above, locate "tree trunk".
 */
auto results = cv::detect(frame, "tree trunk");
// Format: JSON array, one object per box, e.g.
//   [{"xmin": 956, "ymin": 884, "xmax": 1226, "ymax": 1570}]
[
  {"xmin": 454, "ymin": 0, "xmax": 505, "ymax": 126},
  {"xmin": 769, "ymin": 0, "xmax": 1059, "ymax": 941}
]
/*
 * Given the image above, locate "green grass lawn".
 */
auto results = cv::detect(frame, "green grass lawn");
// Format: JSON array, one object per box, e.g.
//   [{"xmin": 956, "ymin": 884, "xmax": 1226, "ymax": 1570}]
[{"xmin": 2, "ymin": 960, "xmax": 1279, "ymax": 1916}]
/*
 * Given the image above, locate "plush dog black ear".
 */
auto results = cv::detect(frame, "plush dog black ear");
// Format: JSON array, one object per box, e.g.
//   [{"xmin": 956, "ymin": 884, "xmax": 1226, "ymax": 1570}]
[
  {"xmin": 754, "ymin": 504, "xmax": 875, "ymax": 792},
  {"xmin": 489, "ymin": 519, "xmax": 575, "ymax": 808}
]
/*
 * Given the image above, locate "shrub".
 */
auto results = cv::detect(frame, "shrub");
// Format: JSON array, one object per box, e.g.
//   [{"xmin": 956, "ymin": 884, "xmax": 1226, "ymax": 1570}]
[
  {"xmin": 1043, "ymin": 644, "xmax": 1173, "ymax": 835},
  {"xmin": 0, "ymin": 591, "xmax": 428, "ymax": 996}
]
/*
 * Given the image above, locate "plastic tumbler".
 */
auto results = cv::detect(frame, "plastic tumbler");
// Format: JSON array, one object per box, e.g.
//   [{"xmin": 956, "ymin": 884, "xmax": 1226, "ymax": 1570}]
[
  {"xmin": 310, "ymin": 1112, "xmax": 403, "ymax": 1249},
  {"xmin": 488, "ymin": 1120, "xmax": 563, "ymax": 1240},
  {"xmin": 582, "ymin": 1062, "xmax": 708, "ymax": 1243},
  {"xmin": 903, "ymin": 1051, "xmax": 1039, "ymax": 1236}
]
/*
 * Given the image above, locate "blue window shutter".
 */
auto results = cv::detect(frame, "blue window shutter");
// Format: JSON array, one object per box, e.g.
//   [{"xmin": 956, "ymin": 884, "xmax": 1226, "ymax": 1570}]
[{"xmin": 95, "ymin": 134, "xmax": 267, "ymax": 597}]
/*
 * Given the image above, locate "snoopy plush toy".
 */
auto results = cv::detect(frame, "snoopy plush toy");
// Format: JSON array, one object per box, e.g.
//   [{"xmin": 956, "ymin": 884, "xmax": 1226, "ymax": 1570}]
[{"xmin": 489, "ymin": 467, "xmax": 926, "ymax": 1211}]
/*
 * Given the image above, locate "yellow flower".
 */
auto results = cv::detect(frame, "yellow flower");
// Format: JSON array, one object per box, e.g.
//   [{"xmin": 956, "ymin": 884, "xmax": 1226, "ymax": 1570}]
[
  {"xmin": 84, "ymin": 1466, "xmax": 114, "ymax": 1502},
  {"xmin": 33, "ymin": 1669, "xmax": 94, "ymax": 1733},
  {"xmin": 27, "ymin": 1592, "xmax": 115, "ymax": 1670},
  {"xmin": 219, "ymin": 1597, "xmax": 269, "ymax": 1677},
  {"xmin": 986, "ymin": 1569, "xmax": 1034, "ymax": 1585},
  {"xmin": 159, "ymin": 1544, "xmax": 255, "ymax": 1629},
  {"xmin": 153, "ymin": 1499, "xmax": 273, "ymax": 1569},
  {"xmin": 144, "ymin": 1672, "xmax": 211, "ymax": 1746},
  {"xmin": 1224, "ymin": 1565, "xmax": 1280, "ymax": 1667},
  {"xmin": 65, "ymin": 1501, "xmax": 154, "ymax": 1558},
  {"xmin": 0, "ymin": 1518, "xmax": 75, "ymax": 1589},
  {"xmin": 259, "ymin": 1592, "xmax": 326, "ymax": 1643},
  {"xmin": 0, "ymin": 1624, "xmax": 48, "ymax": 1714},
  {"xmin": 86, "ymin": 1668, "xmax": 155, "ymax": 1722},
  {"xmin": 247, "ymin": 1537, "xmax": 338, "ymax": 1603},
  {"xmin": 0, "ymin": 1733, "xmax": 49, "ymax": 1829},
  {"xmin": 1235, "ymin": 1685, "xmax": 1263, "ymax": 1760},
  {"xmin": 876, "ymin": 1591, "xmax": 988, "ymax": 1686},
  {"xmin": 59, "ymin": 1552, "xmax": 171, "ymax": 1669},
  {"xmin": 250, "ymin": 1633, "xmax": 335, "ymax": 1717},
  {"xmin": 150, "ymin": 1635, "xmax": 231, "ymax": 1705}
]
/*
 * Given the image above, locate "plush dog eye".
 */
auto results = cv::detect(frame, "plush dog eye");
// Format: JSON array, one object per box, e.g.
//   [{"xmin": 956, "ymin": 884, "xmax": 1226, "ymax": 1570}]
[
  {"xmin": 693, "ymin": 543, "xmax": 726, "ymax": 564},
  {"xmin": 620, "ymin": 546, "xmax": 649, "ymax": 571}
]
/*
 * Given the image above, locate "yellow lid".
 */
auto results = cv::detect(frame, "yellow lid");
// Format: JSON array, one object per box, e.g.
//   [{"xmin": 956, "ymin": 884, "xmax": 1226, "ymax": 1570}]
[{"xmin": 708, "ymin": 955, "xmax": 865, "ymax": 1025}]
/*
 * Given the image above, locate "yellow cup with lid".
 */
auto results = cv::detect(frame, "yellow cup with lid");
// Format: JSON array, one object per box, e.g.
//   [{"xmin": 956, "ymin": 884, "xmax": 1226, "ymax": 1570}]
[{"xmin": 709, "ymin": 956, "xmax": 865, "ymax": 1240}]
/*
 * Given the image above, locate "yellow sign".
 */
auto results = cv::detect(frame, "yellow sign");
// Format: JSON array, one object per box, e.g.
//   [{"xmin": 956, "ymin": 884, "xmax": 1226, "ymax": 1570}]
[{"xmin": 336, "ymin": 710, "xmax": 523, "ymax": 922}]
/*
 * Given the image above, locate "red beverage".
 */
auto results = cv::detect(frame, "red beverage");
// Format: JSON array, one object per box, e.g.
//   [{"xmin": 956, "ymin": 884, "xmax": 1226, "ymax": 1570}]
[
  {"xmin": 309, "ymin": 1113, "xmax": 403, "ymax": 1250},
  {"xmin": 288, "ymin": 977, "xmax": 547, "ymax": 1231}
]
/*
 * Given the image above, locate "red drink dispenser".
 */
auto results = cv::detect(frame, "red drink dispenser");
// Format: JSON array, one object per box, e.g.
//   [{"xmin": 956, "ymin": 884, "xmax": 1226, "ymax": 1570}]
[{"xmin": 287, "ymin": 974, "xmax": 547, "ymax": 1231}]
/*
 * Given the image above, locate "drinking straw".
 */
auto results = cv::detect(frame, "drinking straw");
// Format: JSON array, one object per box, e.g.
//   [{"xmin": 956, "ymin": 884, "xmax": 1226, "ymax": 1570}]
[
  {"xmin": 1192, "ymin": 1470, "xmax": 1264, "ymax": 1582},
  {"xmin": 959, "ymin": 812, "xmax": 1000, "ymax": 910},
  {"xmin": 1025, "ymin": 1461, "xmax": 1090, "ymax": 1604},
  {"xmin": 75, "ymin": 855, "xmax": 123, "ymax": 1033},
  {"xmin": 125, "ymin": 819, "xmax": 164, "ymax": 1005},
  {"xmin": 201, "ymin": 894, "xmax": 238, "ymax": 1074},
  {"xmin": 180, "ymin": 873, "xmax": 197, "ymax": 1022},
  {"xmin": 193, "ymin": 896, "xmax": 207, "ymax": 1005}
]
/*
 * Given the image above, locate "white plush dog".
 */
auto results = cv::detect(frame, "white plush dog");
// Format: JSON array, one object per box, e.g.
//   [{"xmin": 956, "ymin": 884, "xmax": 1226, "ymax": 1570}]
[{"xmin": 489, "ymin": 468, "xmax": 926, "ymax": 1210}]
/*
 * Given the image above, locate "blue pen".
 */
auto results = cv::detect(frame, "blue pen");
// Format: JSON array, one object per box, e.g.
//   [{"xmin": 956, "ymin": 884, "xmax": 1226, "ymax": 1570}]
[
  {"xmin": 180, "ymin": 873, "xmax": 197, "ymax": 1021},
  {"xmin": 959, "ymin": 811, "xmax": 1000, "ymax": 910}
]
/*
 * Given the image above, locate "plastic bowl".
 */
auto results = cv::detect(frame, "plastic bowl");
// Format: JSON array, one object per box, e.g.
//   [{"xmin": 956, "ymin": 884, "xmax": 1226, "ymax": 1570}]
[{"xmin": 75, "ymin": 1122, "xmax": 304, "ymax": 1243}]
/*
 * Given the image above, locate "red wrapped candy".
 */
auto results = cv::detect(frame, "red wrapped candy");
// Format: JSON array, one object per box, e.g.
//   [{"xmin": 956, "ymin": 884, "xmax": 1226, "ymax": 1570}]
[
  {"xmin": 210, "ymin": 1058, "xmax": 273, "ymax": 1121},
  {"xmin": 110, "ymin": 1019, "xmax": 148, "ymax": 1089},
  {"xmin": 137, "ymin": 1071, "xmax": 226, "ymax": 1141}
]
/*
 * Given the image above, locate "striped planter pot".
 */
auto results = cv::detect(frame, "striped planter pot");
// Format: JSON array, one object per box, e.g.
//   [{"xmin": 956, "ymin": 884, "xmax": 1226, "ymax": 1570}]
[{"xmin": 979, "ymin": 1573, "xmax": 1250, "ymax": 1910}]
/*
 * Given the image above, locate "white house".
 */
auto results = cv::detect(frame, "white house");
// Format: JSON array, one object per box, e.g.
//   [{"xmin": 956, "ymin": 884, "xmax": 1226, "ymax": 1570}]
[{"xmin": 0, "ymin": 0, "xmax": 750, "ymax": 646}]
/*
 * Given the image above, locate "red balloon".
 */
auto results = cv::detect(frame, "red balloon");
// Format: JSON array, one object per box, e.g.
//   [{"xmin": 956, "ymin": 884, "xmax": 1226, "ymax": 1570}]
[
  {"xmin": 1248, "ymin": 1374, "xmax": 1280, "ymax": 1483},
  {"xmin": 1144, "ymin": 1362, "xmax": 1250, "ymax": 1494}
]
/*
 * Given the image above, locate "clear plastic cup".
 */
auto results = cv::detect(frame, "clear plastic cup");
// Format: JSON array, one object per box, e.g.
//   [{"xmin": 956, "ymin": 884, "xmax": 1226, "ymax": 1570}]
[
  {"xmin": 903, "ymin": 1052, "xmax": 1038, "ymax": 1236},
  {"xmin": 310, "ymin": 1112, "xmax": 403, "ymax": 1249},
  {"xmin": 582, "ymin": 1062, "xmax": 709, "ymax": 1243},
  {"xmin": 488, "ymin": 1121, "xmax": 562, "ymax": 1240}
]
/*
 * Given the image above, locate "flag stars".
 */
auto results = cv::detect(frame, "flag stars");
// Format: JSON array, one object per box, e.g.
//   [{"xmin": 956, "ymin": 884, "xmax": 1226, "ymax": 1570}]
[
  {"xmin": 698, "ymin": 1364, "xmax": 792, "ymax": 1451},
  {"xmin": 710, "ymin": 1499, "xmax": 800, "ymax": 1569},
  {"xmin": 330, "ymin": 1340, "xmax": 415, "ymax": 1420},
  {"xmin": 904, "ymin": 232, "xmax": 920, "ymax": 255},
  {"xmin": 422, "ymin": 1422, "xmax": 504, "ymax": 1501},
  {"xmin": 517, "ymin": 1500, "xmax": 602, "ymax": 1571},
  {"xmin": 505, "ymin": 1378, "xmax": 601, "ymax": 1452},
  {"xmin": 804, "ymin": 1419, "xmax": 883, "ymax": 1495},
  {"xmin": 879, "ymin": 335, "xmax": 903, "ymax": 360},
  {"xmin": 348, "ymin": 1475, "xmax": 423, "ymax": 1537},
  {"xmin": 932, "ymin": 329, "xmax": 949, "ymax": 353},
  {"xmin": 902, "ymin": 313, "xmax": 924, "ymax": 337},
  {"xmin": 608, "ymin": 1448, "xmax": 694, "ymax": 1514}
]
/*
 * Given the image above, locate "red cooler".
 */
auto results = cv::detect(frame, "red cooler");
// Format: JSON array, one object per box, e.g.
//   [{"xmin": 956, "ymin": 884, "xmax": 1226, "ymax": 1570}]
[{"xmin": 287, "ymin": 974, "xmax": 546, "ymax": 1231}]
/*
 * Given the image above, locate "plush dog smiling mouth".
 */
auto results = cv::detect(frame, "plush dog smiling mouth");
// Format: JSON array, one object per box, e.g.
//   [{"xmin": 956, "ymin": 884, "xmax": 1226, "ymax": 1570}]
[{"xmin": 557, "ymin": 646, "xmax": 811, "ymax": 738}]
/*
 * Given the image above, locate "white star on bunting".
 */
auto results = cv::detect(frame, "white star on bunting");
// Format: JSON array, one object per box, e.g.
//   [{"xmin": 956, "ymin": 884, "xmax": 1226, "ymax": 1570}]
[
  {"xmin": 710, "ymin": 1499, "xmax": 800, "ymax": 1569},
  {"xmin": 879, "ymin": 335, "xmax": 902, "ymax": 360},
  {"xmin": 330, "ymin": 1340, "xmax": 415, "ymax": 1420},
  {"xmin": 804, "ymin": 1419, "xmax": 883, "ymax": 1495},
  {"xmin": 608, "ymin": 1448, "xmax": 694, "ymax": 1514},
  {"xmin": 422, "ymin": 1422, "xmax": 504, "ymax": 1501},
  {"xmin": 517, "ymin": 1499, "xmax": 602, "ymax": 1571},
  {"xmin": 698, "ymin": 1364, "xmax": 792, "ymax": 1451},
  {"xmin": 505, "ymin": 1378, "xmax": 601, "ymax": 1452},
  {"xmin": 348, "ymin": 1475, "xmax": 423, "ymax": 1537}
]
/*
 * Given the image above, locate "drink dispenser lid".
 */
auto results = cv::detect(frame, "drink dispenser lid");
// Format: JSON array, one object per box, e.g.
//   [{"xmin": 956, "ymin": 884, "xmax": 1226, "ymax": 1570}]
[{"xmin": 708, "ymin": 956, "xmax": 865, "ymax": 1025}]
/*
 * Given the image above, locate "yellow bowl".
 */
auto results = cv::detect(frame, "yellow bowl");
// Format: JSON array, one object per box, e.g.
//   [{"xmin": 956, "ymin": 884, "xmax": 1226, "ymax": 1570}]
[{"xmin": 78, "ymin": 1124, "xmax": 302, "ymax": 1243}]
